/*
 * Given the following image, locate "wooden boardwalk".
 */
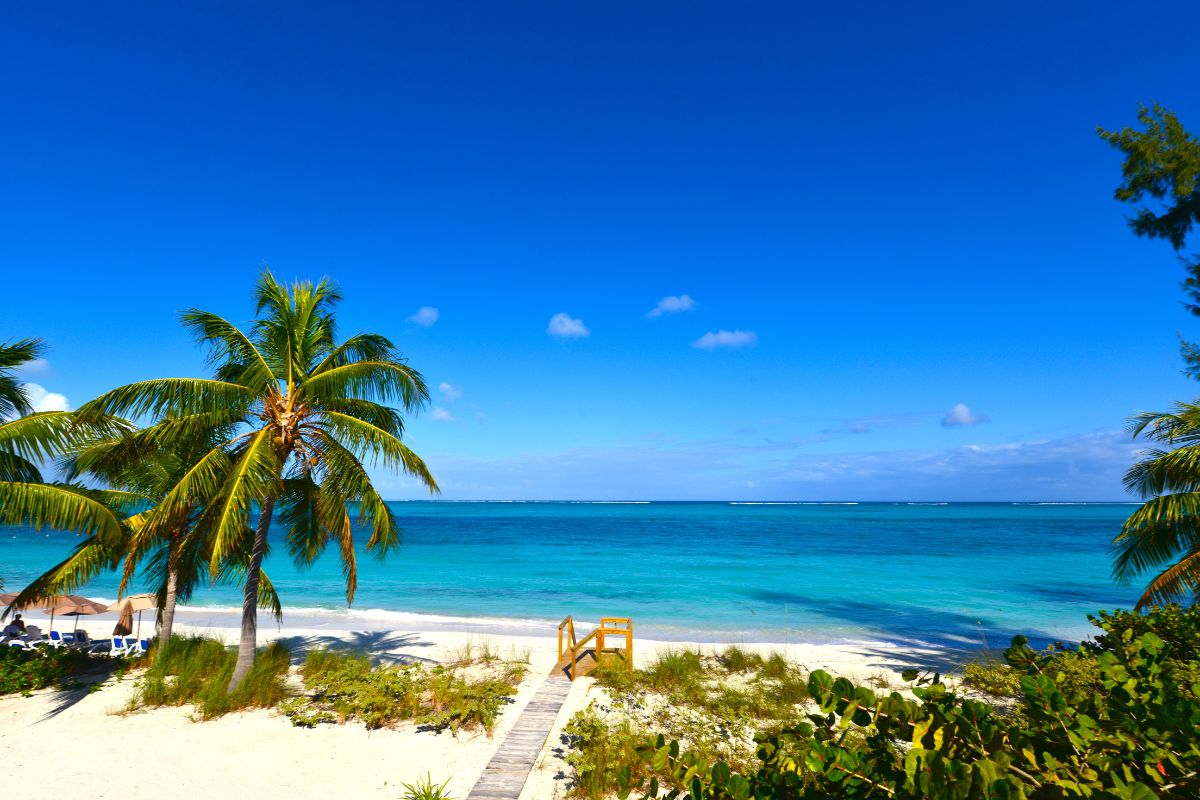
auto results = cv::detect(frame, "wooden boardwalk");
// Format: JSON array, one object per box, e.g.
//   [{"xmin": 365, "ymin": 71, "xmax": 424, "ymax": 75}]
[{"xmin": 465, "ymin": 673, "xmax": 574, "ymax": 800}]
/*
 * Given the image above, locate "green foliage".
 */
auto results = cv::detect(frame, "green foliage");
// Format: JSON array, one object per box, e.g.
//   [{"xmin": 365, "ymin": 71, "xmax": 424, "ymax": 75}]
[
  {"xmin": 1099, "ymin": 104, "xmax": 1200, "ymax": 252},
  {"xmin": 0, "ymin": 645, "xmax": 98, "ymax": 695},
  {"xmin": 131, "ymin": 635, "xmax": 290, "ymax": 718},
  {"xmin": 281, "ymin": 648, "xmax": 525, "ymax": 735},
  {"xmin": 961, "ymin": 660, "xmax": 1022, "ymax": 698},
  {"xmin": 616, "ymin": 609, "xmax": 1200, "ymax": 799},
  {"xmin": 0, "ymin": 337, "xmax": 46, "ymax": 419},
  {"xmin": 1102, "ymin": 107, "xmax": 1200, "ymax": 606},
  {"xmin": 400, "ymin": 774, "xmax": 455, "ymax": 800},
  {"xmin": 565, "ymin": 706, "xmax": 657, "ymax": 800},
  {"xmin": 595, "ymin": 647, "xmax": 810, "ymax": 727},
  {"xmin": 570, "ymin": 648, "xmax": 812, "ymax": 797}
]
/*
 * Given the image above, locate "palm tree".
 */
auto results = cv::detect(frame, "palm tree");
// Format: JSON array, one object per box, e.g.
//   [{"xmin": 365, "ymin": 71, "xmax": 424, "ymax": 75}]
[
  {"xmin": 1114, "ymin": 403, "xmax": 1200, "ymax": 608},
  {"xmin": 10, "ymin": 423, "xmax": 283, "ymax": 645},
  {"xmin": 80, "ymin": 271, "xmax": 438, "ymax": 690}
]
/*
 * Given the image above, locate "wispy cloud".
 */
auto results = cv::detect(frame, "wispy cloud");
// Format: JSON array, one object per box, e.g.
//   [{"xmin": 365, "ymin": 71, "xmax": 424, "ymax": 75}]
[
  {"xmin": 692, "ymin": 330, "xmax": 757, "ymax": 350},
  {"xmin": 16, "ymin": 358, "xmax": 50, "ymax": 376},
  {"xmin": 647, "ymin": 294, "xmax": 696, "ymax": 318},
  {"xmin": 408, "ymin": 306, "xmax": 439, "ymax": 327},
  {"xmin": 378, "ymin": 430, "xmax": 1139, "ymax": 501},
  {"xmin": 431, "ymin": 407, "xmax": 453, "ymax": 422},
  {"xmin": 547, "ymin": 312, "xmax": 590, "ymax": 339},
  {"xmin": 438, "ymin": 382, "xmax": 462, "ymax": 402},
  {"xmin": 21, "ymin": 383, "xmax": 69, "ymax": 412},
  {"xmin": 942, "ymin": 403, "xmax": 988, "ymax": 427}
]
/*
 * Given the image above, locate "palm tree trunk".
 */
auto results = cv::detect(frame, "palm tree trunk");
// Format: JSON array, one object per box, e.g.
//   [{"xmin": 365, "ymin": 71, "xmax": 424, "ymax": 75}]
[
  {"xmin": 227, "ymin": 496, "xmax": 275, "ymax": 693},
  {"xmin": 159, "ymin": 537, "xmax": 180, "ymax": 649}
]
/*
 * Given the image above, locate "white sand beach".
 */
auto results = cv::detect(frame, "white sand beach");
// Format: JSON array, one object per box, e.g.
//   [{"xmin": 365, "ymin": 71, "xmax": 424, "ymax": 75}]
[{"xmin": 0, "ymin": 607, "xmax": 937, "ymax": 800}]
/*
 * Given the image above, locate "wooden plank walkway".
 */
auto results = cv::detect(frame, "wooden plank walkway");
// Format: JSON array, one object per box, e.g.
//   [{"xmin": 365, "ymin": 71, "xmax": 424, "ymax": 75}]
[{"xmin": 466, "ymin": 673, "xmax": 574, "ymax": 800}]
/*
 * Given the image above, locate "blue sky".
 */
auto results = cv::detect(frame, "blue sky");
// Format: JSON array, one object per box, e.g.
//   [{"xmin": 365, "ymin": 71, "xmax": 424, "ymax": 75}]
[{"xmin": 2, "ymin": 2, "xmax": 1199, "ymax": 500}]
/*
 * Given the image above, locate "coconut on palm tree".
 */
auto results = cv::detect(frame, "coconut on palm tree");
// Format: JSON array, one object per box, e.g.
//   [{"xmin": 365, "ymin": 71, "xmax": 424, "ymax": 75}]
[
  {"xmin": 80, "ymin": 271, "xmax": 438, "ymax": 690},
  {"xmin": 1114, "ymin": 404, "xmax": 1200, "ymax": 608}
]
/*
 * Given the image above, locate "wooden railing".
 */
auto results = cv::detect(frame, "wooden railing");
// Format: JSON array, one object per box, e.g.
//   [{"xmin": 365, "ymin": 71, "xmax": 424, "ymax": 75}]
[{"xmin": 557, "ymin": 615, "xmax": 633, "ymax": 681}]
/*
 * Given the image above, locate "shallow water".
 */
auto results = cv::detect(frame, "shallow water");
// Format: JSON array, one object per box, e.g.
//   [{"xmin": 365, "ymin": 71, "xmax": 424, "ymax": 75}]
[{"xmin": 0, "ymin": 501, "xmax": 1138, "ymax": 648}]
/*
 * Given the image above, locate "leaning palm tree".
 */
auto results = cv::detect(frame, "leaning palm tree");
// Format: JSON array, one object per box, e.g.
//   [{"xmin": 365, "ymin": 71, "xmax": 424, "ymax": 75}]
[
  {"xmin": 1114, "ymin": 402, "xmax": 1200, "ymax": 608},
  {"xmin": 11, "ymin": 423, "xmax": 283, "ymax": 645},
  {"xmin": 80, "ymin": 271, "xmax": 438, "ymax": 690}
]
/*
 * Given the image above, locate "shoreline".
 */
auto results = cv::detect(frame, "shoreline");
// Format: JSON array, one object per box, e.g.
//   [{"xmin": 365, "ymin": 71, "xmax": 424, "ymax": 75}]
[
  {"xmin": 7, "ymin": 602, "xmax": 985, "ymax": 678},
  {"xmin": 14, "ymin": 599, "xmax": 1004, "ymax": 654}
]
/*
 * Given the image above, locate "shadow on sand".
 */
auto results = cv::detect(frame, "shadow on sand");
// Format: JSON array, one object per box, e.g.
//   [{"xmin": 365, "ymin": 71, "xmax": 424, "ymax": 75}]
[
  {"xmin": 271, "ymin": 630, "xmax": 439, "ymax": 666},
  {"xmin": 747, "ymin": 588, "xmax": 1079, "ymax": 673}
]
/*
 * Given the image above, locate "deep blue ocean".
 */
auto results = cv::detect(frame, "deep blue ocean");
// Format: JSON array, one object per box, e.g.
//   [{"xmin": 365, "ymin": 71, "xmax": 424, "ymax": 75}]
[{"xmin": 0, "ymin": 501, "xmax": 1138, "ymax": 648}]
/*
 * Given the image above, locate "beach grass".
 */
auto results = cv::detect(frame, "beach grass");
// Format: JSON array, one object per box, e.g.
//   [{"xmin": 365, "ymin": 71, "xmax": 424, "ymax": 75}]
[
  {"xmin": 567, "ymin": 646, "xmax": 813, "ymax": 798},
  {"xmin": 131, "ymin": 635, "xmax": 290, "ymax": 719}
]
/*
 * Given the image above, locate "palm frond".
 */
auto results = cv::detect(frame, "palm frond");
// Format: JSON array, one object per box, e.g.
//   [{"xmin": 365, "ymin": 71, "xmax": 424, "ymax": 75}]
[
  {"xmin": 299, "ymin": 361, "xmax": 429, "ymax": 409},
  {"xmin": 181, "ymin": 310, "xmax": 278, "ymax": 394},
  {"xmin": 3, "ymin": 533, "xmax": 124, "ymax": 616},
  {"xmin": 0, "ymin": 482, "xmax": 124, "ymax": 542},
  {"xmin": 1134, "ymin": 547, "xmax": 1200, "ymax": 609},
  {"xmin": 77, "ymin": 379, "xmax": 256, "ymax": 422},
  {"xmin": 318, "ymin": 411, "xmax": 438, "ymax": 492},
  {"xmin": 0, "ymin": 338, "xmax": 46, "ymax": 419},
  {"xmin": 203, "ymin": 428, "xmax": 281, "ymax": 572}
]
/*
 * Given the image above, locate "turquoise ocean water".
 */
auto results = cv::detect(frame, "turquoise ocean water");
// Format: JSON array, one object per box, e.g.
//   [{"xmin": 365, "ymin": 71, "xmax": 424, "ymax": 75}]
[{"xmin": 0, "ymin": 502, "xmax": 1138, "ymax": 648}]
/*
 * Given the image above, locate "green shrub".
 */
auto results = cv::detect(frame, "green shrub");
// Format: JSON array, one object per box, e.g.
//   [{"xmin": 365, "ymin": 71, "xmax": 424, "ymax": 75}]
[
  {"xmin": 0, "ymin": 645, "xmax": 98, "ymax": 694},
  {"xmin": 132, "ymin": 635, "xmax": 290, "ymax": 718},
  {"xmin": 564, "ymin": 705, "xmax": 655, "ymax": 800},
  {"xmin": 961, "ymin": 660, "xmax": 1021, "ymax": 697},
  {"xmin": 283, "ymin": 648, "xmax": 524, "ymax": 735}
]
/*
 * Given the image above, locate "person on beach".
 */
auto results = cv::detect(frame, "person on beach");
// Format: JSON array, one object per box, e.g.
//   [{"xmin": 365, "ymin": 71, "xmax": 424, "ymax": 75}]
[{"xmin": 12, "ymin": 614, "xmax": 25, "ymax": 633}]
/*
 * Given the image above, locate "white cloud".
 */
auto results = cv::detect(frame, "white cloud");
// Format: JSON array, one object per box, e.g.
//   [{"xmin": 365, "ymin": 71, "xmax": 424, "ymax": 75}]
[
  {"xmin": 17, "ymin": 358, "xmax": 51, "ymax": 376},
  {"xmin": 942, "ymin": 403, "xmax": 988, "ymax": 427},
  {"xmin": 647, "ymin": 294, "xmax": 696, "ymax": 318},
  {"xmin": 692, "ymin": 330, "xmax": 757, "ymax": 350},
  {"xmin": 431, "ymin": 407, "xmax": 453, "ymax": 422},
  {"xmin": 438, "ymin": 382, "xmax": 462, "ymax": 402},
  {"xmin": 546, "ymin": 313, "xmax": 590, "ymax": 339},
  {"xmin": 21, "ymin": 383, "xmax": 70, "ymax": 412},
  {"xmin": 408, "ymin": 306, "xmax": 439, "ymax": 327}
]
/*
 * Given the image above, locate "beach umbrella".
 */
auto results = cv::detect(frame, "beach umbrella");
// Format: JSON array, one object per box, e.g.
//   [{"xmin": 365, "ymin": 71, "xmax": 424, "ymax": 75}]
[
  {"xmin": 0, "ymin": 592, "xmax": 40, "ymax": 612},
  {"xmin": 41, "ymin": 595, "xmax": 109, "ymax": 635},
  {"xmin": 113, "ymin": 603, "xmax": 133, "ymax": 637},
  {"xmin": 110, "ymin": 594, "xmax": 156, "ymax": 639}
]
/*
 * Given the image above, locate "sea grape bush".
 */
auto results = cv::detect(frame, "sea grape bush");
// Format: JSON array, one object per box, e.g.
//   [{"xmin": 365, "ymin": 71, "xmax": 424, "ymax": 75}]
[
  {"xmin": 0, "ymin": 645, "xmax": 94, "ymax": 694},
  {"xmin": 617, "ymin": 606, "xmax": 1200, "ymax": 799}
]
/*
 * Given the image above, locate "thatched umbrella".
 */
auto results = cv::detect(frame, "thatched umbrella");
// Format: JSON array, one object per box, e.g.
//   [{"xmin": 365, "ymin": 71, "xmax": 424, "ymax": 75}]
[{"xmin": 109, "ymin": 594, "xmax": 156, "ymax": 639}]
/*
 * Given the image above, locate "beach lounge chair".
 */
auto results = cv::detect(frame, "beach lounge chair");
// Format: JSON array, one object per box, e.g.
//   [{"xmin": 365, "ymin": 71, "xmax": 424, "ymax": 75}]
[
  {"xmin": 108, "ymin": 637, "xmax": 129, "ymax": 657},
  {"xmin": 7, "ymin": 639, "xmax": 28, "ymax": 649},
  {"xmin": 129, "ymin": 638, "xmax": 150, "ymax": 656},
  {"xmin": 47, "ymin": 630, "xmax": 65, "ymax": 647},
  {"xmin": 73, "ymin": 629, "xmax": 94, "ymax": 648},
  {"xmin": 24, "ymin": 625, "xmax": 44, "ymax": 645}
]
